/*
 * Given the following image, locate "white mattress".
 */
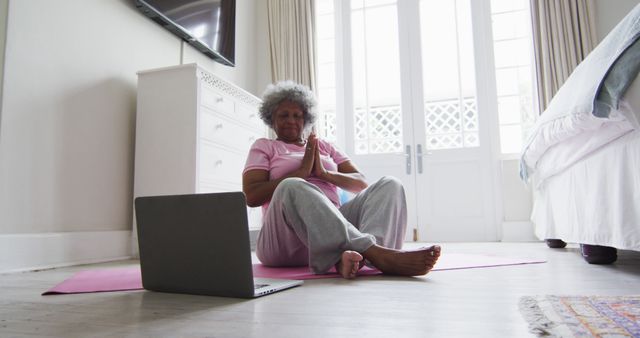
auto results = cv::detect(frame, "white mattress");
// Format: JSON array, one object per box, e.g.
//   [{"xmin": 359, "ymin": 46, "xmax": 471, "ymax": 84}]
[{"xmin": 531, "ymin": 129, "xmax": 640, "ymax": 250}]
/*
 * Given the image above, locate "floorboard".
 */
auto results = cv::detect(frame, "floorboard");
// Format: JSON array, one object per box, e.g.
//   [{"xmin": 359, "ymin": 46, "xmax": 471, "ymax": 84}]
[{"xmin": 1, "ymin": 242, "xmax": 639, "ymax": 337}]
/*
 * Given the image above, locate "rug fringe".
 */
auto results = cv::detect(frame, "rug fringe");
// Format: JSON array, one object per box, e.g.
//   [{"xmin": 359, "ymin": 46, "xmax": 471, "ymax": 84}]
[{"xmin": 518, "ymin": 296, "xmax": 556, "ymax": 337}]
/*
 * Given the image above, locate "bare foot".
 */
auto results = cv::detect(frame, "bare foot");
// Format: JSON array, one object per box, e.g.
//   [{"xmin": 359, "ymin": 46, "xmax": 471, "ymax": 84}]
[
  {"xmin": 363, "ymin": 245, "xmax": 441, "ymax": 276},
  {"xmin": 335, "ymin": 250, "xmax": 364, "ymax": 279}
]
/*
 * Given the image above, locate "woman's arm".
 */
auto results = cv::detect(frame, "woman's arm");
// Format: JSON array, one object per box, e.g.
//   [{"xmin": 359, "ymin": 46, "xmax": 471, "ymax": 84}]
[
  {"xmin": 242, "ymin": 169, "xmax": 284, "ymax": 207},
  {"xmin": 308, "ymin": 133, "xmax": 368, "ymax": 193},
  {"xmin": 313, "ymin": 152, "xmax": 368, "ymax": 193},
  {"xmin": 242, "ymin": 138, "xmax": 317, "ymax": 207}
]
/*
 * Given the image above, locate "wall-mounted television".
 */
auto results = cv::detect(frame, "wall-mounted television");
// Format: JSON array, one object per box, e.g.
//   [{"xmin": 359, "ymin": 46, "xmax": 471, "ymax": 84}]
[{"xmin": 134, "ymin": 0, "xmax": 236, "ymax": 67}]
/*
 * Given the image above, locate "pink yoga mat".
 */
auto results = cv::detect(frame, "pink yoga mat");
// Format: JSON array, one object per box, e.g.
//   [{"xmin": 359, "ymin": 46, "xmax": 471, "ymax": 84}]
[
  {"xmin": 252, "ymin": 253, "xmax": 547, "ymax": 279},
  {"xmin": 42, "ymin": 253, "xmax": 546, "ymax": 295},
  {"xmin": 42, "ymin": 267, "xmax": 143, "ymax": 295},
  {"xmin": 253, "ymin": 264, "xmax": 382, "ymax": 279}
]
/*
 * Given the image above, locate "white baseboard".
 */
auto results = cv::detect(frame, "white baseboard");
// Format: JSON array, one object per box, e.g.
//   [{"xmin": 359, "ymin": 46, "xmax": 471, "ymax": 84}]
[
  {"xmin": 0, "ymin": 230, "xmax": 133, "ymax": 274},
  {"xmin": 501, "ymin": 221, "xmax": 539, "ymax": 242}
]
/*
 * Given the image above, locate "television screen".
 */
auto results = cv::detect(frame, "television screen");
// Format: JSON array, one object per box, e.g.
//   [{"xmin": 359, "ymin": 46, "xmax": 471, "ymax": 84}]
[{"xmin": 134, "ymin": 0, "xmax": 236, "ymax": 67}]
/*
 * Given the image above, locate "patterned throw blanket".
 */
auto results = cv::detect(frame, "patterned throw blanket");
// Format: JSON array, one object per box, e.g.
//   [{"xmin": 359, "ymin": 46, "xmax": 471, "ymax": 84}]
[{"xmin": 519, "ymin": 295, "xmax": 640, "ymax": 337}]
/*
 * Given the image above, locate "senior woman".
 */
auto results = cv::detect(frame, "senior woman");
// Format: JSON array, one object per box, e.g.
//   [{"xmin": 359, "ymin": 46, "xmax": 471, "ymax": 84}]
[{"xmin": 242, "ymin": 81, "xmax": 441, "ymax": 279}]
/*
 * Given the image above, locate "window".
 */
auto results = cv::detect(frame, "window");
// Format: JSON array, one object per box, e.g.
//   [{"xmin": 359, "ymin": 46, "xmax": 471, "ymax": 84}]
[
  {"xmin": 315, "ymin": 0, "xmax": 538, "ymax": 155},
  {"xmin": 420, "ymin": 0, "xmax": 479, "ymax": 150},
  {"xmin": 490, "ymin": 0, "xmax": 537, "ymax": 154},
  {"xmin": 315, "ymin": 0, "xmax": 338, "ymax": 143},
  {"xmin": 351, "ymin": 0, "xmax": 403, "ymax": 154}
]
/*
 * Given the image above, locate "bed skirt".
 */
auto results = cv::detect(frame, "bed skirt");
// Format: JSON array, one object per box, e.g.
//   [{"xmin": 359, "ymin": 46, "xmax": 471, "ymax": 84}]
[{"xmin": 531, "ymin": 130, "xmax": 640, "ymax": 251}]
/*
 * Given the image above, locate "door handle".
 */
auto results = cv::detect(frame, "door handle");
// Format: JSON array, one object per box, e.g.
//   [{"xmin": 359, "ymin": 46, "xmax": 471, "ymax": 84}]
[
  {"xmin": 405, "ymin": 145, "xmax": 412, "ymax": 175},
  {"xmin": 416, "ymin": 144, "xmax": 423, "ymax": 174}
]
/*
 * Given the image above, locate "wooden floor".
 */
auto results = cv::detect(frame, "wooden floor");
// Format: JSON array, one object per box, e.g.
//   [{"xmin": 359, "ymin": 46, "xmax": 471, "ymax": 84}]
[{"xmin": 1, "ymin": 242, "xmax": 640, "ymax": 337}]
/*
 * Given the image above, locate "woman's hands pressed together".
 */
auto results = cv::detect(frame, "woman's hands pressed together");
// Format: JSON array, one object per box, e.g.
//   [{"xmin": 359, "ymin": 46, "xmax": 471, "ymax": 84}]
[
  {"xmin": 311, "ymin": 133, "xmax": 329, "ymax": 179},
  {"xmin": 300, "ymin": 132, "xmax": 330, "ymax": 180},
  {"xmin": 301, "ymin": 133, "xmax": 317, "ymax": 177}
]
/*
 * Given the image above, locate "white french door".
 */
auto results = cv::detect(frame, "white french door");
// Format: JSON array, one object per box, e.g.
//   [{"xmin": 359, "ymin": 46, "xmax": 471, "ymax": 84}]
[{"xmin": 336, "ymin": 0, "xmax": 500, "ymax": 242}]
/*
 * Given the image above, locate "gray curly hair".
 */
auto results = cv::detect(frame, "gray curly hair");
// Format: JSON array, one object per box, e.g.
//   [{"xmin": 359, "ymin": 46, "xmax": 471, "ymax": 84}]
[{"xmin": 258, "ymin": 81, "xmax": 317, "ymax": 128}]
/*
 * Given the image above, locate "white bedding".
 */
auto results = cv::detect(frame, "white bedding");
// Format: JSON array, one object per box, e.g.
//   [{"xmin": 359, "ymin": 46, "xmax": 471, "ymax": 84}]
[
  {"xmin": 533, "ymin": 99, "xmax": 637, "ymax": 182},
  {"xmin": 522, "ymin": 106, "xmax": 633, "ymax": 182},
  {"xmin": 531, "ymin": 69, "xmax": 640, "ymax": 250},
  {"xmin": 520, "ymin": 4, "xmax": 640, "ymax": 182},
  {"xmin": 532, "ymin": 71, "xmax": 640, "ymax": 182},
  {"xmin": 531, "ymin": 129, "xmax": 640, "ymax": 250},
  {"xmin": 526, "ymin": 5, "xmax": 640, "ymax": 251}
]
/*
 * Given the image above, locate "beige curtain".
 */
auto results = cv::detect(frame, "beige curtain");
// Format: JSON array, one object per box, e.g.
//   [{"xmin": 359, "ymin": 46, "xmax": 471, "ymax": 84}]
[
  {"xmin": 266, "ymin": 0, "xmax": 317, "ymax": 91},
  {"xmin": 530, "ymin": 0, "xmax": 597, "ymax": 112}
]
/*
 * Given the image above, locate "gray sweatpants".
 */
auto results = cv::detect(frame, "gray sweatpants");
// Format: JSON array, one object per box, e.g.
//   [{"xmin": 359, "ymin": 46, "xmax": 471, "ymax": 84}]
[{"xmin": 256, "ymin": 176, "xmax": 407, "ymax": 274}]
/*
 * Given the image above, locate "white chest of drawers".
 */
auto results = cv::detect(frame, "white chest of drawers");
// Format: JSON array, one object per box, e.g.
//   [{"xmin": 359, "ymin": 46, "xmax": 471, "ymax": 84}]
[{"xmin": 134, "ymin": 63, "xmax": 266, "ymax": 230}]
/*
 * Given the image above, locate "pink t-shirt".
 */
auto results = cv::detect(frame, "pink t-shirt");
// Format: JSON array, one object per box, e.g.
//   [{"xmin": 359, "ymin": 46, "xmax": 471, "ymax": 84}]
[{"xmin": 243, "ymin": 138, "xmax": 350, "ymax": 212}]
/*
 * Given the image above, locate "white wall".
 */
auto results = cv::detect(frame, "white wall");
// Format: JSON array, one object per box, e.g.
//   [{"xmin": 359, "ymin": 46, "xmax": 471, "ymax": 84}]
[
  {"xmin": 0, "ymin": 0, "xmax": 6, "ymax": 131},
  {"xmin": 595, "ymin": 0, "xmax": 640, "ymax": 40},
  {"xmin": 500, "ymin": 159, "xmax": 536, "ymax": 242},
  {"xmin": 0, "ymin": 0, "xmax": 270, "ymax": 272}
]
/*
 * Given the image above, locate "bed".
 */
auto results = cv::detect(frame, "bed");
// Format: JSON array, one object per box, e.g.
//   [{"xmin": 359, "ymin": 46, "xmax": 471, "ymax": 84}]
[{"xmin": 520, "ymin": 4, "xmax": 640, "ymax": 264}]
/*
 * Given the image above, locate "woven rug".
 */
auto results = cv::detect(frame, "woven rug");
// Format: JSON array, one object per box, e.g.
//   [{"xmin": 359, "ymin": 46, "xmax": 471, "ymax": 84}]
[{"xmin": 519, "ymin": 295, "xmax": 640, "ymax": 337}]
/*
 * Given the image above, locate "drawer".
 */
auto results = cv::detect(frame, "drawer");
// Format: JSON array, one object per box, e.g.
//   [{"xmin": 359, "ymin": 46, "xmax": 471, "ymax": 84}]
[
  {"xmin": 197, "ymin": 142, "xmax": 245, "ymax": 185},
  {"xmin": 201, "ymin": 86, "xmax": 235, "ymax": 114},
  {"xmin": 236, "ymin": 103, "xmax": 265, "ymax": 131},
  {"xmin": 199, "ymin": 110, "xmax": 263, "ymax": 152}
]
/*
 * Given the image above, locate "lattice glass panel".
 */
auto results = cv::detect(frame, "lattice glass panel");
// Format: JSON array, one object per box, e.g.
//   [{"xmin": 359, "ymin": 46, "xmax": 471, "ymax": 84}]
[
  {"xmin": 425, "ymin": 101, "xmax": 461, "ymax": 134},
  {"xmin": 464, "ymin": 133, "xmax": 479, "ymax": 147},
  {"xmin": 368, "ymin": 107, "xmax": 402, "ymax": 139},
  {"xmin": 427, "ymin": 134, "xmax": 462, "ymax": 149},
  {"xmin": 318, "ymin": 109, "xmax": 337, "ymax": 143},
  {"xmin": 463, "ymin": 100, "xmax": 478, "ymax": 131},
  {"xmin": 355, "ymin": 109, "xmax": 368, "ymax": 141},
  {"xmin": 354, "ymin": 105, "xmax": 403, "ymax": 154},
  {"xmin": 424, "ymin": 97, "xmax": 479, "ymax": 150}
]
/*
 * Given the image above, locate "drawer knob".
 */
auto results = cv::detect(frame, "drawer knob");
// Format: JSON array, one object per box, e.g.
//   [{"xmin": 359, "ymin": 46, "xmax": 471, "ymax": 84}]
[
  {"xmin": 214, "ymin": 123, "xmax": 224, "ymax": 130},
  {"xmin": 215, "ymin": 97, "xmax": 224, "ymax": 103},
  {"xmin": 214, "ymin": 160, "xmax": 223, "ymax": 167}
]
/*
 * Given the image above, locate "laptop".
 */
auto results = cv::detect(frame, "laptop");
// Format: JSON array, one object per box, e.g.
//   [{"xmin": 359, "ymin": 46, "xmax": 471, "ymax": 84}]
[{"xmin": 134, "ymin": 192, "xmax": 303, "ymax": 298}]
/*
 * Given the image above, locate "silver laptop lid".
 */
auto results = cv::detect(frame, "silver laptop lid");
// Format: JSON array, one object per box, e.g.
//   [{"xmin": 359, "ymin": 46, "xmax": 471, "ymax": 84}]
[{"xmin": 135, "ymin": 192, "xmax": 255, "ymax": 298}]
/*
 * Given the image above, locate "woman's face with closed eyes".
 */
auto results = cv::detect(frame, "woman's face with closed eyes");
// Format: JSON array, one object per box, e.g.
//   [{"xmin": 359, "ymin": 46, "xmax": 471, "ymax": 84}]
[{"xmin": 272, "ymin": 100, "xmax": 306, "ymax": 143}]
